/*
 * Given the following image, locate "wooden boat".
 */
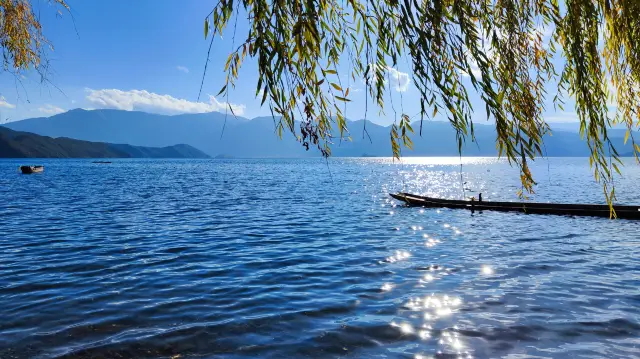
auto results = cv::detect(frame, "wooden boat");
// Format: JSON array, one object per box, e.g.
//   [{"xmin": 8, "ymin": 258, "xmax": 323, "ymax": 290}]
[
  {"xmin": 390, "ymin": 192, "xmax": 640, "ymax": 220},
  {"xmin": 19, "ymin": 165, "xmax": 44, "ymax": 174}
]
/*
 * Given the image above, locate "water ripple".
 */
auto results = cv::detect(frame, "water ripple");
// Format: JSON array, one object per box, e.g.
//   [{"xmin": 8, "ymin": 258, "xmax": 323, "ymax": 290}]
[{"xmin": 0, "ymin": 158, "xmax": 639, "ymax": 358}]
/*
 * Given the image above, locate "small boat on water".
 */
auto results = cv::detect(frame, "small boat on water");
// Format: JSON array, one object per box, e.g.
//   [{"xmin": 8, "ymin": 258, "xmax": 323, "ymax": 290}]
[
  {"xmin": 19, "ymin": 165, "xmax": 44, "ymax": 174},
  {"xmin": 92, "ymin": 161, "xmax": 112, "ymax": 164},
  {"xmin": 390, "ymin": 192, "xmax": 640, "ymax": 220}
]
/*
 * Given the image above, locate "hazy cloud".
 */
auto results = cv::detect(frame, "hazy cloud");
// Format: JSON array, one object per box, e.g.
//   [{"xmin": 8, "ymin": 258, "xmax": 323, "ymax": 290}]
[
  {"xmin": 545, "ymin": 111, "xmax": 578, "ymax": 123},
  {"xmin": 85, "ymin": 88, "xmax": 245, "ymax": 115},
  {"xmin": 177, "ymin": 66, "xmax": 189, "ymax": 73},
  {"xmin": 460, "ymin": 59, "xmax": 482, "ymax": 78},
  {"xmin": 38, "ymin": 104, "xmax": 65, "ymax": 115},
  {"xmin": 0, "ymin": 96, "xmax": 16, "ymax": 109},
  {"xmin": 366, "ymin": 65, "xmax": 411, "ymax": 92},
  {"xmin": 387, "ymin": 67, "xmax": 411, "ymax": 92}
]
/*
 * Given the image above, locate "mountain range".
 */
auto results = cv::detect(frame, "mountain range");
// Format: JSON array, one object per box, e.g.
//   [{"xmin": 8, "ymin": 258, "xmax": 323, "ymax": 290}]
[
  {"xmin": 0, "ymin": 126, "xmax": 209, "ymax": 158},
  {"xmin": 1, "ymin": 108, "xmax": 635, "ymax": 158}
]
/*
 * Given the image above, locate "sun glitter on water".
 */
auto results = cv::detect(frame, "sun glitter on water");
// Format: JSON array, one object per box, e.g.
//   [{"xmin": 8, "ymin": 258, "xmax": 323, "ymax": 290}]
[{"xmin": 481, "ymin": 265, "xmax": 494, "ymax": 275}]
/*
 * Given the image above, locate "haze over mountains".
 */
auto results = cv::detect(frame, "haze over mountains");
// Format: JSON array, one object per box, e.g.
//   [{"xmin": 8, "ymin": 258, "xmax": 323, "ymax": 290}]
[{"xmin": 2, "ymin": 109, "xmax": 634, "ymax": 158}]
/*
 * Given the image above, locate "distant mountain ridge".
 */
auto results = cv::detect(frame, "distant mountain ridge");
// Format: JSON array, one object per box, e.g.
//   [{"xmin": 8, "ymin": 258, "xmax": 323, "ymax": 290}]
[
  {"xmin": 0, "ymin": 126, "xmax": 209, "ymax": 158},
  {"xmin": 2, "ymin": 108, "xmax": 634, "ymax": 158}
]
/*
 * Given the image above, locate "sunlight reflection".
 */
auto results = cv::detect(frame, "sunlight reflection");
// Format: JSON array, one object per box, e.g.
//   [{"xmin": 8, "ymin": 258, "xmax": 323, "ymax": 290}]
[
  {"xmin": 390, "ymin": 321, "xmax": 415, "ymax": 335},
  {"xmin": 423, "ymin": 274, "xmax": 435, "ymax": 282},
  {"xmin": 425, "ymin": 238, "xmax": 441, "ymax": 247},
  {"xmin": 400, "ymin": 322, "xmax": 415, "ymax": 334},
  {"xmin": 394, "ymin": 157, "xmax": 499, "ymax": 165},
  {"xmin": 381, "ymin": 283, "xmax": 394, "ymax": 292},
  {"xmin": 481, "ymin": 265, "xmax": 494, "ymax": 275},
  {"xmin": 405, "ymin": 294, "xmax": 463, "ymax": 318},
  {"xmin": 385, "ymin": 250, "xmax": 411, "ymax": 263},
  {"xmin": 437, "ymin": 330, "xmax": 473, "ymax": 357}
]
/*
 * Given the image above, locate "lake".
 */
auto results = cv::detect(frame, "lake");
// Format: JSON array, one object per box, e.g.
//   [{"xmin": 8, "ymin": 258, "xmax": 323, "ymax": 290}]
[{"xmin": 1, "ymin": 158, "xmax": 639, "ymax": 358}]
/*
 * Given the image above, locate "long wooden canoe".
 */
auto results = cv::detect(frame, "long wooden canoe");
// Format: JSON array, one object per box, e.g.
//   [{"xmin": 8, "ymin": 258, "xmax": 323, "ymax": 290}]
[{"xmin": 390, "ymin": 192, "xmax": 640, "ymax": 220}]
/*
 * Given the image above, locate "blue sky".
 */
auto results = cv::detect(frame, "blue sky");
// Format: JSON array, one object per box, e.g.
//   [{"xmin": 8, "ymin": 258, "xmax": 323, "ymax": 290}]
[{"xmin": 0, "ymin": 0, "xmax": 581, "ymax": 126}]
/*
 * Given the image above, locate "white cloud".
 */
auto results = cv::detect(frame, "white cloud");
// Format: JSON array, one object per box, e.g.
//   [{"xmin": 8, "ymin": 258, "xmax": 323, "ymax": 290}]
[
  {"xmin": 460, "ymin": 59, "xmax": 482, "ymax": 78},
  {"xmin": 545, "ymin": 111, "xmax": 578, "ymax": 123},
  {"xmin": 530, "ymin": 25, "xmax": 553, "ymax": 42},
  {"xmin": 177, "ymin": 66, "xmax": 189, "ymax": 73},
  {"xmin": 607, "ymin": 80, "xmax": 618, "ymax": 108},
  {"xmin": 0, "ymin": 96, "xmax": 16, "ymax": 109},
  {"xmin": 461, "ymin": 25, "xmax": 552, "ymax": 79},
  {"xmin": 387, "ymin": 67, "xmax": 411, "ymax": 92},
  {"xmin": 85, "ymin": 88, "xmax": 245, "ymax": 115},
  {"xmin": 366, "ymin": 65, "xmax": 411, "ymax": 92},
  {"xmin": 38, "ymin": 104, "xmax": 65, "ymax": 115}
]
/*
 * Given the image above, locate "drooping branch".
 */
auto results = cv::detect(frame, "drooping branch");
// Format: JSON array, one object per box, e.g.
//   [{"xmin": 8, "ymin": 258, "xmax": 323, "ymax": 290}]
[{"xmin": 202, "ymin": 0, "xmax": 640, "ymax": 209}]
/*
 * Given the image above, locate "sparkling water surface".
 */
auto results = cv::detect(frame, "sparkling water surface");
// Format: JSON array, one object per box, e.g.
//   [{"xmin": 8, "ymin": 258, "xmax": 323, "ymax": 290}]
[{"xmin": 0, "ymin": 158, "xmax": 639, "ymax": 359}]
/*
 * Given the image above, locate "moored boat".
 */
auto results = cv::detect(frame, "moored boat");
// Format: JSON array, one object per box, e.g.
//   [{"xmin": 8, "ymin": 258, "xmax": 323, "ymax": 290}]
[
  {"xmin": 19, "ymin": 165, "xmax": 44, "ymax": 174},
  {"xmin": 390, "ymin": 192, "xmax": 640, "ymax": 220}
]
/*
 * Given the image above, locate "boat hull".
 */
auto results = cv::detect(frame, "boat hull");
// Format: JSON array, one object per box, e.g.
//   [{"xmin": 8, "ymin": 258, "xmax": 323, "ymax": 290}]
[
  {"xmin": 390, "ymin": 193, "xmax": 640, "ymax": 220},
  {"xmin": 20, "ymin": 166, "xmax": 44, "ymax": 174}
]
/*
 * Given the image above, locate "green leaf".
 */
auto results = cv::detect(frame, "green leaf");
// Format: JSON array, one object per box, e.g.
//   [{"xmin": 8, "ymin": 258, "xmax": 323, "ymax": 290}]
[
  {"xmin": 217, "ymin": 84, "xmax": 227, "ymax": 96},
  {"xmin": 330, "ymin": 83, "xmax": 342, "ymax": 91},
  {"xmin": 204, "ymin": 18, "xmax": 209, "ymax": 39}
]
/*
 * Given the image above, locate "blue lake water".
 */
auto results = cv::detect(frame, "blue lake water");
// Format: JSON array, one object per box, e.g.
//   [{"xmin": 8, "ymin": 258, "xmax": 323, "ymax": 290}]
[{"xmin": 0, "ymin": 158, "xmax": 639, "ymax": 358}]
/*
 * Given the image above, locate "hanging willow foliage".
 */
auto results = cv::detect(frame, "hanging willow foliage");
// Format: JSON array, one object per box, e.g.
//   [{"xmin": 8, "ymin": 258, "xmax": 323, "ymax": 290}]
[
  {"xmin": 0, "ymin": 0, "xmax": 69, "ymax": 76},
  {"xmin": 204, "ymin": 0, "xmax": 640, "ymax": 209}
]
